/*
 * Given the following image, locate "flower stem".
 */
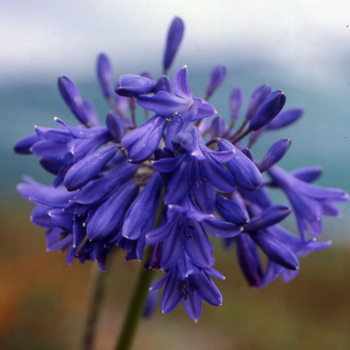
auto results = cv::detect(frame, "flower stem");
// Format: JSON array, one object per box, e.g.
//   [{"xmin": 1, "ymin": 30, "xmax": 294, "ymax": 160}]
[
  {"xmin": 114, "ymin": 191, "xmax": 164, "ymax": 350},
  {"xmin": 81, "ymin": 263, "xmax": 106, "ymax": 350}
]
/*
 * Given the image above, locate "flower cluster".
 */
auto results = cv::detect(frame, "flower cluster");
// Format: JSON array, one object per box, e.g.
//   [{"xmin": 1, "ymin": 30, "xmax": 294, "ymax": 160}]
[{"xmin": 15, "ymin": 17, "xmax": 348, "ymax": 321}]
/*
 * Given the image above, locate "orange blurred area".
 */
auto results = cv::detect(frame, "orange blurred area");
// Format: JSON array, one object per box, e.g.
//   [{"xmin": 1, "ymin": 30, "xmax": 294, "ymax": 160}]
[{"xmin": 1, "ymin": 203, "xmax": 350, "ymax": 350}]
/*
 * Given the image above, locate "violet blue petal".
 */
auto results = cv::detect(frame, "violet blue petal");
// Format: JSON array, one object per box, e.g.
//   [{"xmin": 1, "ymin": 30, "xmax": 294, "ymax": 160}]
[
  {"xmin": 97, "ymin": 53, "xmax": 113, "ymax": 99},
  {"xmin": 161, "ymin": 268, "xmax": 183, "ymax": 313},
  {"xmin": 210, "ymin": 116, "xmax": 226, "ymax": 138},
  {"xmin": 185, "ymin": 221, "xmax": 215, "ymax": 268},
  {"xmin": 155, "ymin": 75, "xmax": 172, "ymax": 93},
  {"xmin": 244, "ymin": 205, "xmax": 291, "ymax": 232},
  {"xmin": 205, "ymin": 64, "xmax": 226, "ymax": 99},
  {"xmin": 192, "ymin": 98, "xmax": 217, "ymax": 119},
  {"xmin": 71, "ymin": 163, "xmax": 137, "ymax": 205},
  {"xmin": 64, "ymin": 145, "xmax": 117, "ymax": 191},
  {"xmin": 165, "ymin": 115, "xmax": 191, "ymax": 150},
  {"xmin": 252, "ymin": 232, "xmax": 299, "ymax": 270},
  {"xmin": 163, "ymin": 17, "xmax": 185, "ymax": 71},
  {"xmin": 164, "ymin": 159, "xmax": 195, "ymax": 204},
  {"xmin": 172, "ymin": 131, "xmax": 194, "ymax": 153},
  {"xmin": 266, "ymin": 108, "xmax": 303, "ymax": 130},
  {"xmin": 121, "ymin": 115, "xmax": 167, "ymax": 163},
  {"xmin": 146, "ymin": 218, "xmax": 175, "ymax": 245},
  {"xmin": 122, "ymin": 172, "xmax": 163, "ymax": 240},
  {"xmin": 200, "ymin": 154, "xmax": 236, "ymax": 193},
  {"xmin": 17, "ymin": 176, "xmax": 74, "ymax": 206},
  {"xmin": 82, "ymin": 100, "xmax": 99, "ymax": 127},
  {"xmin": 249, "ymin": 90, "xmax": 286, "ymax": 131},
  {"xmin": 194, "ymin": 180, "xmax": 216, "ymax": 213},
  {"xmin": 290, "ymin": 166, "xmax": 323, "ymax": 183},
  {"xmin": 216, "ymin": 194, "xmax": 249, "ymax": 225},
  {"xmin": 218, "ymin": 139, "xmax": 262, "ymax": 190},
  {"xmin": 106, "ymin": 111, "xmax": 125, "ymax": 142},
  {"xmin": 31, "ymin": 206, "xmax": 54, "ymax": 228},
  {"xmin": 229, "ymin": 87, "xmax": 244, "ymax": 121},
  {"xmin": 31, "ymin": 139, "xmax": 68, "ymax": 158},
  {"xmin": 161, "ymin": 225, "xmax": 184, "ymax": 270},
  {"xmin": 236, "ymin": 233, "xmax": 263, "ymax": 287},
  {"xmin": 201, "ymin": 218, "xmax": 242, "ymax": 238},
  {"xmin": 58, "ymin": 75, "xmax": 90, "ymax": 126},
  {"xmin": 190, "ymin": 272, "xmax": 222, "ymax": 306},
  {"xmin": 182, "ymin": 286, "xmax": 202, "ymax": 322},
  {"xmin": 86, "ymin": 182, "xmax": 138, "ymax": 241},
  {"xmin": 48, "ymin": 208, "xmax": 73, "ymax": 231},
  {"xmin": 136, "ymin": 91, "xmax": 190, "ymax": 117},
  {"xmin": 245, "ymin": 84, "xmax": 271, "ymax": 121},
  {"xmin": 152, "ymin": 153, "xmax": 186, "ymax": 173},
  {"xmin": 172, "ymin": 66, "xmax": 192, "ymax": 98},
  {"xmin": 115, "ymin": 74, "xmax": 156, "ymax": 97},
  {"xmin": 258, "ymin": 138, "xmax": 291, "ymax": 172},
  {"xmin": 14, "ymin": 133, "xmax": 40, "ymax": 154}
]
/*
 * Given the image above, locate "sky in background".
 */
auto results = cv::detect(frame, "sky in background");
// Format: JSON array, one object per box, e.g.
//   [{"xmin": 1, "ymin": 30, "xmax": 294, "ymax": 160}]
[{"xmin": 1, "ymin": 0, "xmax": 350, "ymax": 91}]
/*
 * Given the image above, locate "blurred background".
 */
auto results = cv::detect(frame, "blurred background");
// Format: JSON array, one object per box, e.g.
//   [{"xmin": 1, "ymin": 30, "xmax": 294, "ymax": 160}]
[{"xmin": 1, "ymin": 1, "xmax": 350, "ymax": 349}]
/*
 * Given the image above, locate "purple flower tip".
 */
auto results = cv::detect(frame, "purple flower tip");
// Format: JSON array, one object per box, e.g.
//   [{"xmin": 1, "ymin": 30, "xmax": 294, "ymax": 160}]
[
  {"xmin": 97, "ymin": 53, "xmax": 113, "ymax": 99},
  {"xmin": 163, "ymin": 17, "xmax": 185, "ymax": 72},
  {"xmin": 249, "ymin": 90, "xmax": 286, "ymax": 131},
  {"xmin": 205, "ymin": 64, "xmax": 227, "ymax": 100},
  {"xmin": 115, "ymin": 74, "xmax": 156, "ymax": 97}
]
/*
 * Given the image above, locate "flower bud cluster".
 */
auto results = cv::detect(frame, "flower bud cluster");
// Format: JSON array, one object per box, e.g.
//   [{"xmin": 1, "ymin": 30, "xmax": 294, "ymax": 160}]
[{"xmin": 15, "ymin": 17, "xmax": 348, "ymax": 321}]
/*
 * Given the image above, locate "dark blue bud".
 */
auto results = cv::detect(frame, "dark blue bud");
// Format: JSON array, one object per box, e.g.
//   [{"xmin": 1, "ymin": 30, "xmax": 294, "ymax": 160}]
[
  {"xmin": 258, "ymin": 138, "xmax": 291, "ymax": 172},
  {"xmin": 244, "ymin": 205, "xmax": 291, "ymax": 232},
  {"xmin": 64, "ymin": 145, "xmax": 117, "ymax": 191},
  {"xmin": 245, "ymin": 84, "xmax": 271, "ymax": 121},
  {"xmin": 266, "ymin": 108, "xmax": 303, "ymax": 130},
  {"xmin": 155, "ymin": 76, "xmax": 172, "ymax": 93},
  {"xmin": 97, "ymin": 53, "xmax": 113, "ymax": 99},
  {"xmin": 121, "ymin": 115, "xmax": 167, "ymax": 163},
  {"xmin": 291, "ymin": 165, "xmax": 323, "ymax": 183},
  {"xmin": 82, "ymin": 100, "xmax": 99, "ymax": 127},
  {"xmin": 14, "ymin": 133, "xmax": 39, "ymax": 154},
  {"xmin": 58, "ymin": 75, "xmax": 88, "ymax": 125},
  {"xmin": 218, "ymin": 139, "xmax": 262, "ymax": 190},
  {"xmin": 249, "ymin": 90, "xmax": 286, "ymax": 131},
  {"xmin": 236, "ymin": 234, "xmax": 263, "ymax": 287},
  {"xmin": 216, "ymin": 194, "xmax": 249, "ymax": 225},
  {"xmin": 252, "ymin": 233, "xmax": 299, "ymax": 270},
  {"xmin": 210, "ymin": 116, "xmax": 225, "ymax": 138},
  {"xmin": 205, "ymin": 65, "xmax": 226, "ymax": 100},
  {"xmin": 115, "ymin": 74, "xmax": 156, "ymax": 97},
  {"xmin": 229, "ymin": 87, "xmax": 243, "ymax": 120},
  {"xmin": 106, "ymin": 111, "xmax": 124, "ymax": 142},
  {"xmin": 86, "ymin": 181, "xmax": 138, "ymax": 241},
  {"xmin": 163, "ymin": 17, "xmax": 185, "ymax": 72}
]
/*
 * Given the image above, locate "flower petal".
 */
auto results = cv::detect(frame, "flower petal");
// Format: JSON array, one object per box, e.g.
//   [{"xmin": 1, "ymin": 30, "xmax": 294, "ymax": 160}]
[{"xmin": 163, "ymin": 17, "xmax": 185, "ymax": 71}]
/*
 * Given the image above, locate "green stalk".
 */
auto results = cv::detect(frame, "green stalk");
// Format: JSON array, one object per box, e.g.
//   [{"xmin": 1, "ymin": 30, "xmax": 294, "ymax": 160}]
[
  {"xmin": 114, "ymin": 191, "xmax": 164, "ymax": 350},
  {"xmin": 81, "ymin": 263, "xmax": 106, "ymax": 350}
]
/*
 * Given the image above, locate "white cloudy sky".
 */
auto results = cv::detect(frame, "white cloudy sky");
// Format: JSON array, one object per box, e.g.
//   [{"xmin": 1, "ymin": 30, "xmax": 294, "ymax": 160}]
[{"xmin": 1, "ymin": 0, "xmax": 349, "ymax": 89}]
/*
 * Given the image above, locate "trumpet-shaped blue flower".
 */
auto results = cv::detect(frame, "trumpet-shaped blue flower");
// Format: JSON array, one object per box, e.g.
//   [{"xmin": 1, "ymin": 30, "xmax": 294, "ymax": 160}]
[{"xmin": 268, "ymin": 166, "xmax": 348, "ymax": 239}]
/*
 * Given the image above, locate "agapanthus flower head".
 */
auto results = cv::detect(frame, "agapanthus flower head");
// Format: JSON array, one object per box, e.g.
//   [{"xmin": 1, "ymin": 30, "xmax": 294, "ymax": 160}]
[{"xmin": 15, "ymin": 16, "xmax": 348, "ymax": 321}]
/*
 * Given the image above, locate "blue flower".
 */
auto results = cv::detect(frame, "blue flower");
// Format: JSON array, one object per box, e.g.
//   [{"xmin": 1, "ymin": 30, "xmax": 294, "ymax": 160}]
[
  {"xmin": 136, "ymin": 66, "xmax": 217, "ymax": 121},
  {"xmin": 153, "ymin": 128, "xmax": 235, "ymax": 211},
  {"xmin": 268, "ymin": 166, "xmax": 348, "ymax": 239}
]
